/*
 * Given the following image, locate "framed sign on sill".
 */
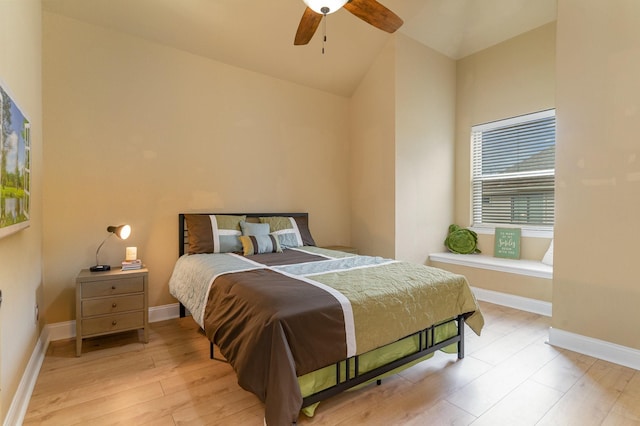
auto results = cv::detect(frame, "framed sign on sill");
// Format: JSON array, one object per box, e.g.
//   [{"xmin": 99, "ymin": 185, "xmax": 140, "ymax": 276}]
[{"xmin": 494, "ymin": 228, "xmax": 521, "ymax": 259}]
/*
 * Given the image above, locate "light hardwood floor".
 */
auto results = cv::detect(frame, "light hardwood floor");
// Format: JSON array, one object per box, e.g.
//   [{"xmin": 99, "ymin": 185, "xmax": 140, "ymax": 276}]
[{"xmin": 24, "ymin": 301, "xmax": 640, "ymax": 425}]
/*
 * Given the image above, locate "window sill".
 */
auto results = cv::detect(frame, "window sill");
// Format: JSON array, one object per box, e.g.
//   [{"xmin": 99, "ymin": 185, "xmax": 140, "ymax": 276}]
[{"xmin": 429, "ymin": 252, "xmax": 553, "ymax": 279}]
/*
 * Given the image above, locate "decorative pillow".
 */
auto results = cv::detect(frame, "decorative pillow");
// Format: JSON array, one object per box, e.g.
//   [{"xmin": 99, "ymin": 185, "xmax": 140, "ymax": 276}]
[
  {"xmin": 239, "ymin": 220, "xmax": 270, "ymax": 236},
  {"xmin": 293, "ymin": 215, "xmax": 316, "ymax": 246},
  {"xmin": 185, "ymin": 214, "xmax": 246, "ymax": 254},
  {"xmin": 542, "ymin": 239, "xmax": 554, "ymax": 266},
  {"xmin": 240, "ymin": 234, "xmax": 282, "ymax": 256},
  {"xmin": 259, "ymin": 216, "xmax": 316, "ymax": 248},
  {"xmin": 444, "ymin": 224, "xmax": 481, "ymax": 254}
]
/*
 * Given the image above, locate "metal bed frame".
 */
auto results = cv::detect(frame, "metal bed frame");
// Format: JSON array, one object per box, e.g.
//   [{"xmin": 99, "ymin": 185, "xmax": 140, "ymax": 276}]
[{"xmin": 176, "ymin": 213, "xmax": 466, "ymax": 412}]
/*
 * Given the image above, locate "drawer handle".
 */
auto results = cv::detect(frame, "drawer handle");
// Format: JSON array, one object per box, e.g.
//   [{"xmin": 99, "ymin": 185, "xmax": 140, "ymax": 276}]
[
  {"xmin": 112, "ymin": 303, "xmax": 117, "ymax": 308},
  {"xmin": 111, "ymin": 286, "xmax": 116, "ymax": 290},
  {"xmin": 112, "ymin": 320, "xmax": 117, "ymax": 326}
]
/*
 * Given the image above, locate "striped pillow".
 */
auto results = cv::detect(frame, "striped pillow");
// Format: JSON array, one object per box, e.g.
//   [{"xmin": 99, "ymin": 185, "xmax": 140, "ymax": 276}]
[{"xmin": 239, "ymin": 234, "xmax": 282, "ymax": 256}]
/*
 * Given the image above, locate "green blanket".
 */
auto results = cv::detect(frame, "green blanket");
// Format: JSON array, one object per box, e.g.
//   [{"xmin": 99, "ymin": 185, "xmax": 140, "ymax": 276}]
[{"xmin": 293, "ymin": 248, "xmax": 483, "ymax": 354}]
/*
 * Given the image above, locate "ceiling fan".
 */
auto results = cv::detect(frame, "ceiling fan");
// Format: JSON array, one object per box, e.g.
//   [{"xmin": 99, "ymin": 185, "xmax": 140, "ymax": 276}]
[{"xmin": 294, "ymin": 0, "xmax": 403, "ymax": 46}]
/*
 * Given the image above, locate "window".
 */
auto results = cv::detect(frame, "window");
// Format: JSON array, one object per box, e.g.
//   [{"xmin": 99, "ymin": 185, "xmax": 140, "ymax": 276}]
[{"xmin": 472, "ymin": 109, "xmax": 555, "ymax": 231}]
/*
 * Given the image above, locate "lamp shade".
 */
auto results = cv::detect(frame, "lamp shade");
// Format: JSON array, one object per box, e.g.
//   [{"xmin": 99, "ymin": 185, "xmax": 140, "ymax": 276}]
[
  {"xmin": 107, "ymin": 224, "xmax": 131, "ymax": 240},
  {"xmin": 303, "ymin": 0, "xmax": 348, "ymax": 14}
]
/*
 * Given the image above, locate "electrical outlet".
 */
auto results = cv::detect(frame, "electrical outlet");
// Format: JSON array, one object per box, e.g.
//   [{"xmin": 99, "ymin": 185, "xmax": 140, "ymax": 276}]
[{"xmin": 34, "ymin": 303, "xmax": 39, "ymax": 323}]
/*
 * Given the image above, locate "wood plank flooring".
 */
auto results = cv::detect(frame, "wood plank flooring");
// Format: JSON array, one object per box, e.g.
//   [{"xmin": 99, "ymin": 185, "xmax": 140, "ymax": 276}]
[{"xmin": 24, "ymin": 302, "xmax": 640, "ymax": 425}]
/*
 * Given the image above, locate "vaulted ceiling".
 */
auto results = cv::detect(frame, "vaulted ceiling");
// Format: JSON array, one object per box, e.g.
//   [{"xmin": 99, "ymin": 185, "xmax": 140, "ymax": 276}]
[{"xmin": 42, "ymin": 0, "xmax": 557, "ymax": 96}]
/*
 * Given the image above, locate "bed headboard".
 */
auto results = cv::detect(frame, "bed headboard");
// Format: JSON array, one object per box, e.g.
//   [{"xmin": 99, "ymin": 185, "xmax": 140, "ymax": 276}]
[{"xmin": 178, "ymin": 212, "xmax": 309, "ymax": 257}]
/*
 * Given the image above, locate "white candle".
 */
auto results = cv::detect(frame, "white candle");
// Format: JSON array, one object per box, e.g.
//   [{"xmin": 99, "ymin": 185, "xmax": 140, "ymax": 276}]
[{"xmin": 125, "ymin": 247, "xmax": 137, "ymax": 261}]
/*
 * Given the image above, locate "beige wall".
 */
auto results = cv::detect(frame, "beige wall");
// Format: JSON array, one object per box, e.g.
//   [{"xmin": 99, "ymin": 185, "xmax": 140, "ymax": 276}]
[
  {"xmin": 349, "ymin": 39, "xmax": 396, "ymax": 258},
  {"xmin": 450, "ymin": 23, "xmax": 556, "ymax": 298},
  {"xmin": 395, "ymin": 34, "xmax": 456, "ymax": 264},
  {"xmin": 42, "ymin": 13, "xmax": 351, "ymax": 323},
  {"xmin": 0, "ymin": 0, "xmax": 42, "ymax": 422},
  {"xmin": 554, "ymin": 0, "xmax": 640, "ymax": 349},
  {"xmin": 350, "ymin": 35, "xmax": 457, "ymax": 262}
]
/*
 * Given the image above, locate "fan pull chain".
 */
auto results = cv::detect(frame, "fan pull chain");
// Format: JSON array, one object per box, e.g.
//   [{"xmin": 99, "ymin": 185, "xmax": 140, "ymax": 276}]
[
  {"xmin": 321, "ymin": 7, "xmax": 329, "ymax": 54},
  {"xmin": 322, "ymin": 18, "xmax": 326, "ymax": 54}
]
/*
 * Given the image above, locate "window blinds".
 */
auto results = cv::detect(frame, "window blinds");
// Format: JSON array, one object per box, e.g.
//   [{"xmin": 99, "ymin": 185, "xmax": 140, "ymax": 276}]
[{"xmin": 472, "ymin": 110, "xmax": 555, "ymax": 228}]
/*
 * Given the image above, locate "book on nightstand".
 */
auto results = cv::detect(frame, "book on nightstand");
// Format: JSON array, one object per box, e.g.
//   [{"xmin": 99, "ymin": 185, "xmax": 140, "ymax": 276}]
[{"xmin": 121, "ymin": 259, "xmax": 143, "ymax": 270}]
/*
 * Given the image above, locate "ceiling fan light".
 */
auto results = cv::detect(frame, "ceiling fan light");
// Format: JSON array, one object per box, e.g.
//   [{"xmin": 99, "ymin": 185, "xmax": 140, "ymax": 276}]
[{"xmin": 303, "ymin": 0, "xmax": 348, "ymax": 15}]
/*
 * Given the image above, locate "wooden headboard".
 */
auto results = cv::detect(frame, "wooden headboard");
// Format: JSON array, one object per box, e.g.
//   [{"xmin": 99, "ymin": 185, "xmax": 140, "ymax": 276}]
[{"xmin": 178, "ymin": 212, "xmax": 309, "ymax": 257}]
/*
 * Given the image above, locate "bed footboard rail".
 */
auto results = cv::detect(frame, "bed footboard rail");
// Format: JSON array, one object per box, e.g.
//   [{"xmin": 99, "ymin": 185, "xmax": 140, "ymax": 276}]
[{"xmin": 301, "ymin": 314, "xmax": 466, "ymax": 408}]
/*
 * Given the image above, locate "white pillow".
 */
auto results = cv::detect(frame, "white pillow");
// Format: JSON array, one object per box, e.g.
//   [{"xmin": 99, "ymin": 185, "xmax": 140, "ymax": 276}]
[{"xmin": 542, "ymin": 240, "xmax": 554, "ymax": 266}]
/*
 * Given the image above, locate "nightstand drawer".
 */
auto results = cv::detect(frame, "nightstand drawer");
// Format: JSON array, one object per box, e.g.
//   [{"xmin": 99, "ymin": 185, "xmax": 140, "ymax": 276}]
[
  {"xmin": 81, "ymin": 276, "xmax": 144, "ymax": 298},
  {"xmin": 82, "ymin": 311, "xmax": 144, "ymax": 335},
  {"xmin": 82, "ymin": 294, "xmax": 144, "ymax": 317}
]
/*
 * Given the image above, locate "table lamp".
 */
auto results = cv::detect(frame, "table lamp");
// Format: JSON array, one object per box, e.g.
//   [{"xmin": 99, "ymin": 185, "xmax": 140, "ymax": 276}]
[{"xmin": 90, "ymin": 224, "xmax": 131, "ymax": 272}]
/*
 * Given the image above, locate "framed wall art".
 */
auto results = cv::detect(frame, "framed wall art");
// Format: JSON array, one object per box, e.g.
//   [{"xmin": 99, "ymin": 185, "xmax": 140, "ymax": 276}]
[{"xmin": 0, "ymin": 81, "xmax": 31, "ymax": 239}]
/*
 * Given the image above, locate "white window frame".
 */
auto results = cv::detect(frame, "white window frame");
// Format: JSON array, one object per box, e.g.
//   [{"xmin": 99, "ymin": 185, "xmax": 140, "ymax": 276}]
[{"xmin": 470, "ymin": 109, "xmax": 555, "ymax": 239}]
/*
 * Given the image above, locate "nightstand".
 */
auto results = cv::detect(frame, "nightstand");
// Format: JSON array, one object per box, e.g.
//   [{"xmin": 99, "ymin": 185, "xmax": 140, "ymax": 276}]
[
  {"xmin": 322, "ymin": 245, "xmax": 358, "ymax": 254},
  {"xmin": 75, "ymin": 267, "xmax": 149, "ymax": 356}
]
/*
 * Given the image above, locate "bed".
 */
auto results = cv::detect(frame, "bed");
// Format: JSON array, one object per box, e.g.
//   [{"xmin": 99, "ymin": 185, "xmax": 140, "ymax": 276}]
[{"xmin": 169, "ymin": 212, "xmax": 484, "ymax": 426}]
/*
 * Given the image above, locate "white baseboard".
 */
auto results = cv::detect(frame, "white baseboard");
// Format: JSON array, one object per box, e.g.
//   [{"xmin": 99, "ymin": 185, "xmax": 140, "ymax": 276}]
[
  {"xmin": 3, "ymin": 327, "xmax": 50, "ymax": 426},
  {"xmin": 548, "ymin": 327, "xmax": 640, "ymax": 371},
  {"xmin": 150, "ymin": 303, "xmax": 180, "ymax": 323},
  {"xmin": 473, "ymin": 288, "xmax": 640, "ymax": 371},
  {"xmin": 471, "ymin": 286, "xmax": 552, "ymax": 317},
  {"xmin": 46, "ymin": 320, "xmax": 75, "ymax": 342},
  {"xmin": 5, "ymin": 303, "xmax": 182, "ymax": 426}
]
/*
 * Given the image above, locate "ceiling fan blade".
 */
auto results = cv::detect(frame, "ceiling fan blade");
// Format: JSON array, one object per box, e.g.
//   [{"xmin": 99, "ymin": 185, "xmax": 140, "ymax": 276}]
[
  {"xmin": 294, "ymin": 7, "xmax": 323, "ymax": 45},
  {"xmin": 344, "ymin": 0, "xmax": 403, "ymax": 33}
]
